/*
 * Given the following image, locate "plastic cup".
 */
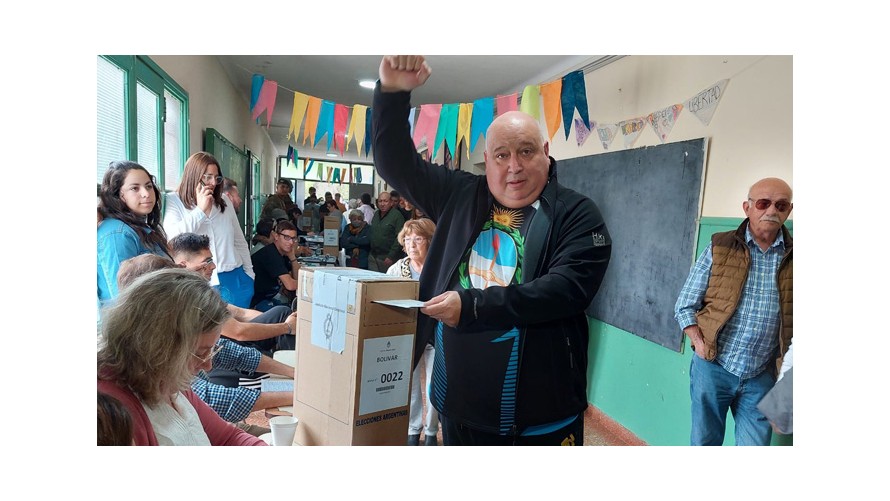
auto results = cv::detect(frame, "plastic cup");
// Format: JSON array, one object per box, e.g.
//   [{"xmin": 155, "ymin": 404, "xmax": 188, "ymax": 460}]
[{"xmin": 269, "ymin": 416, "xmax": 299, "ymax": 446}]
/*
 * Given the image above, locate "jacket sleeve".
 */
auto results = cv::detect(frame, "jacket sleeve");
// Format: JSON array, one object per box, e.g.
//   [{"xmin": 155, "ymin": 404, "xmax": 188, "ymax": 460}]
[
  {"xmin": 673, "ymin": 243, "xmax": 713, "ymax": 329},
  {"xmin": 372, "ymin": 86, "xmax": 471, "ymax": 221},
  {"xmin": 97, "ymin": 226, "xmax": 143, "ymax": 300},
  {"xmin": 456, "ymin": 196, "xmax": 611, "ymax": 330},
  {"xmin": 186, "ymin": 390, "xmax": 267, "ymax": 446}
]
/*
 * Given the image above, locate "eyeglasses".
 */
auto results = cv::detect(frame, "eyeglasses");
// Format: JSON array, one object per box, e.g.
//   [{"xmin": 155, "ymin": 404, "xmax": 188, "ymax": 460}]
[
  {"xmin": 191, "ymin": 342, "xmax": 223, "ymax": 364},
  {"xmin": 201, "ymin": 173, "xmax": 223, "ymax": 185},
  {"xmin": 403, "ymin": 236, "xmax": 427, "ymax": 246},
  {"xmin": 748, "ymin": 198, "xmax": 791, "ymax": 212},
  {"xmin": 196, "ymin": 256, "xmax": 214, "ymax": 270},
  {"xmin": 278, "ymin": 233, "xmax": 298, "ymax": 243}
]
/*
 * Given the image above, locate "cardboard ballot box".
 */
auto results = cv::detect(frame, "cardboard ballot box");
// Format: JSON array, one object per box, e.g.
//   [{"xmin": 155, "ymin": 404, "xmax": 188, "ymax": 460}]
[
  {"xmin": 293, "ymin": 267, "xmax": 418, "ymax": 446},
  {"xmin": 322, "ymin": 215, "xmax": 341, "ymax": 258}
]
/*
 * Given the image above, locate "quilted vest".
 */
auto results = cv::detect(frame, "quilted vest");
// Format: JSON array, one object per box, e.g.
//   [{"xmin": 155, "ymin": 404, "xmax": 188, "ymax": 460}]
[{"xmin": 694, "ymin": 219, "xmax": 793, "ymax": 374}]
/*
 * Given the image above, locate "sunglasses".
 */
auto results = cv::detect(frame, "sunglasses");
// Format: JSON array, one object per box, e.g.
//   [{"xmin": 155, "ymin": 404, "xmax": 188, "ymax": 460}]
[{"xmin": 748, "ymin": 198, "xmax": 791, "ymax": 212}]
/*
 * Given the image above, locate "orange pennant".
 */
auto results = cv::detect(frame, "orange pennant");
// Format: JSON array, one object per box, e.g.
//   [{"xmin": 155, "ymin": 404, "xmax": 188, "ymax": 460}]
[
  {"xmin": 302, "ymin": 97, "xmax": 322, "ymax": 146},
  {"xmin": 540, "ymin": 80, "xmax": 563, "ymax": 141}
]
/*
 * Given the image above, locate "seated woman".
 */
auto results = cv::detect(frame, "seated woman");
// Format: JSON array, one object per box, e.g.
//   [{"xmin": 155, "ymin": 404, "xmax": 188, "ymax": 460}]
[
  {"xmin": 97, "ymin": 268, "xmax": 265, "ymax": 446},
  {"xmin": 340, "ymin": 209, "xmax": 371, "ymax": 269}
]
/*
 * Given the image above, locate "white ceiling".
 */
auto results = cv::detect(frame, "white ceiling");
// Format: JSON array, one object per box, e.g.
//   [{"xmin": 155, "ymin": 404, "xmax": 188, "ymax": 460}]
[{"xmin": 216, "ymin": 55, "xmax": 622, "ymax": 163}]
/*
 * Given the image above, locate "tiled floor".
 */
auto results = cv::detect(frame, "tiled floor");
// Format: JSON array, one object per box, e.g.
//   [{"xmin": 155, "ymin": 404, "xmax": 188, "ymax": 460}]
[{"xmin": 244, "ymin": 403, "xmax": 646, "ymax": 446}]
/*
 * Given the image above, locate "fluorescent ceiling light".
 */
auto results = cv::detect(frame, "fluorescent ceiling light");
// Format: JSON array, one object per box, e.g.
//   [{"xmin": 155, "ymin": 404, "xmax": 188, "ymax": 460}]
[
  {"xmin": 326, "ymin": 152, "xmax": 338, "ymax": 157},
  {"xmin": 359, "ymin": 80, "xmax": 376, "ymax": 89}
]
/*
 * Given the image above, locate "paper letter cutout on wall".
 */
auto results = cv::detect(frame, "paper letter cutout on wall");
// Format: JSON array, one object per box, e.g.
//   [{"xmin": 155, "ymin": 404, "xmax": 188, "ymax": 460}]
[
  {"xmin": 574, "ymin": 117, "xmax": 597, "ymax": 147},
  {"xmin": 619, "ymin": 117, "xmax": 647, "ymax": 149},
  {"xmin": 596, "ymin": 123, "xmax": 619, "ymax": 150}
]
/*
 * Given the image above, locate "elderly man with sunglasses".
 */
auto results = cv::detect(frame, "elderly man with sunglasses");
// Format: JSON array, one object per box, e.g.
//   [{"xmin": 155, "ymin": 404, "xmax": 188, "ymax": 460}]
[
  {"xmin": 250, "ymin": 220, "xmax": 311, "ymax": 312},
  {"xmin": 674, "ymin": 177, "xmax": 793, "ymax": 446}
]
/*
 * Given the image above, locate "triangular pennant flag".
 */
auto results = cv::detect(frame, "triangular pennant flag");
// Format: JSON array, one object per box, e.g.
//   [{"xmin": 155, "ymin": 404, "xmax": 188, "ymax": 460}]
[
  {"xmin": 412, "ymin": 103, "xmax": 442, "ymax": 151},
  {"xmin": 574, "ymin": 118, "xmax": 597, "ymax": 147},
  {"xmin": 519, "ymin": 85, "xmax": 540, "ymax": 119},
  {"xmin": 288, "ymin": 92, "xmax": 310, "ymax": 142},
  {"xmin": 251, "ymin": 79, "xmax": 278, "ymax": 128},
  {"xmin": 334, "ymin": 104, "xmax": 349, "ymax": 155},
  {"xmin": 596, "ymin": 123, "xmax": 619, "ymax": 150},
  {"xmin": 619, "ymin": 117, "xmax": 647, "ymax": 149},
  {"xmin": 286, "ymin": 145, "xmax": 294, "ymax": 167},
  {"xmin": 250, "ymin": 74, "xmax": 264, "ymax": 112},
  {"xmin": 332, "ymin": 167, "xmax": 342, "ymax": 183},
  {"xmin": 326, "ymin": 166, "xmax": 333, "ymax": 182},
  {"xmin": 304, "ymin": 159, "xmax": 315, "ymax": 177},
  {"xmin": 470, "ymin": 97, "xmax": 494, "ymax": 153},
  {"xmin": 686, "ymin": 79, "xmax": 729, "ymax": 126},
  {"xmin": 457, "ymin": 103, "xmax": 473, "ymax": 159},
  {"xmin": 289, "ymin": 146, "xmax": 297, "ymax": 165},
  {"xmin": 408, "ymin": 107, "xmax": 417, "ymax": 138},
  {"xmin": 363, "ymin": 107, "xmax": 372, "ymax": 157},
  {"xmin": 303, "ymin": 97, "xmax": 322, "ymax": 146},
  {"xmin": 561, "ymin": 70, "xmax": 590, "ymax": 140},
  {"xmin": 347, "ymin": 104, "xmax": 367, "ymax": 153},
  {"xmin": 355, "ymin": 165, "xmax": 363, "ymax": 183},
  {"xmin": 435, "ymin": 103, "xmax": 459, "ymax": 162},
  {"xmin": 647, "ymin": 104, "xmax": 684, "ymax": 144},
  {"xmin": 539, "ymin": 79, "xmax": 563, "ymax": 141},
  {"xmin": 496, "ymin": 93, "xmax": 518, "ymax": 116},
  {"xmin": 314, "ymin": 100, "xmax": 335, "ymax": 150},
  {"xmin": 316, "ymin": 163, "xmax": 323, "ymax": 180}
]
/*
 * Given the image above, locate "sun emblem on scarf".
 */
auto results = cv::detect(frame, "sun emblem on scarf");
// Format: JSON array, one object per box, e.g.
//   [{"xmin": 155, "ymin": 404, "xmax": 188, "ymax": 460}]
[{"xmin": 492, "ymin": 205, "xmax": 523, "ymax": 230}]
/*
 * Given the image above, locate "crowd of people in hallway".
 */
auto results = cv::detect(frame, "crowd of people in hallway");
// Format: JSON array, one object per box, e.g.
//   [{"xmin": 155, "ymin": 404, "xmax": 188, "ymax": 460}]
[{"xmin": 97, "ymin": 55, "xmax": 792, "ymax": 447}]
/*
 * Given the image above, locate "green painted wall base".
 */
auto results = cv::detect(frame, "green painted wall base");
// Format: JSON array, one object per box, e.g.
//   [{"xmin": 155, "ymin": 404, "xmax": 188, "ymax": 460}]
[{"xmin": 585, "ymin": 217, "xmax": 793, "ymax": 446}]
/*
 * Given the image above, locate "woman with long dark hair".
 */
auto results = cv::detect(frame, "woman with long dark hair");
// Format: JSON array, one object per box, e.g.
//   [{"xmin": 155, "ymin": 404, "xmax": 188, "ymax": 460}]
[
  {"xmin": 163, "ymin": 152, "xmax": 255, "ymax": 307},
  {"xmin": 97, "ymin": 161, "xmax": 171, "ymax": 306}
]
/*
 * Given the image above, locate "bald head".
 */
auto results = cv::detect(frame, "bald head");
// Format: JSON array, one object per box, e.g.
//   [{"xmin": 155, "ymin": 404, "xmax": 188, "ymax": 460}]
[
  {"xmin": 744, "ymin": 177, "xmax": 793, "ymax": 250},
  {"xmin": 485, "ymin": 111, "xmax": 545, "ymax": 153},
  {"xmin": 748, "ymin": 177, "xmax": 793, "ymax": 201}
]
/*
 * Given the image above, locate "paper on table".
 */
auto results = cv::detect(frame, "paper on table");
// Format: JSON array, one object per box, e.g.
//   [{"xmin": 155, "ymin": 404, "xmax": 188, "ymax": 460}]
[
  {"xmin": 261, "ymin": 379, "xmax": 294, "ymax": 392},
  {"xmin": 372, "ymin": 299, "xmax": 426, "ymax": 309}
]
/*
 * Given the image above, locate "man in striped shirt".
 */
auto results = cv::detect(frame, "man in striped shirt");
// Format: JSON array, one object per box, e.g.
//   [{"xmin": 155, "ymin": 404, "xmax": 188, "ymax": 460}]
[{"xmin": 674, "ymin": 177, "xmax": 793, "ymax": 446}]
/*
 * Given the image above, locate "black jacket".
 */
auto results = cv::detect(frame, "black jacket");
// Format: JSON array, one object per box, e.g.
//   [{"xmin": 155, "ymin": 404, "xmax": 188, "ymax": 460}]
[{"xmin": 372, "ymin": 86, "xmax": 611, "ymax": 432}]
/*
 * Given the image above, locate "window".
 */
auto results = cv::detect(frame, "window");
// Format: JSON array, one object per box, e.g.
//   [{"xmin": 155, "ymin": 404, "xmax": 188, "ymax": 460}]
[{"xmin": 96, "ymin": 56, "xmax": 188, "ymax": 192}]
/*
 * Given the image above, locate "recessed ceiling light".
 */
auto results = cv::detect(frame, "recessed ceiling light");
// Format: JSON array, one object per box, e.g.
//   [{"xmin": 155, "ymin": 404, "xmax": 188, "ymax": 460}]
[
  {"xmin": 326, "ymin": 152, "xmax": 338, "ymax": 158},
  {"xmin": 359, "ymin": 80, "xmax": 376, "ymax": 89}
]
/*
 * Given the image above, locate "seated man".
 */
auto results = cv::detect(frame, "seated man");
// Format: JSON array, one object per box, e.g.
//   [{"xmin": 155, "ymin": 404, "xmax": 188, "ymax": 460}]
[
  {"xmin": 169, "ymin": 232, "xmax": 297, "ymax": 352},
  {"xmin": 250, "ymin": 218, "xmax": 275, "ymax": 255},
  {"xmin": 250, "ymin": 220, "xmax": 309, "ymax": 311},
  {"xmin": 116, "ymin": 254, "xmax": 295, "ymax": 436}
]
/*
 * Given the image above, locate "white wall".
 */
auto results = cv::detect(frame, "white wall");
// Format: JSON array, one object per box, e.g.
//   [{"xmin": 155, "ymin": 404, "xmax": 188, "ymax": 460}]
[
  {"xmin": 466, "ymin": 55, "xmax": 792, "ymax": 219},
  {"xmin": 148, "ymin": 55, "xmax": 280, "ymax": 194}
]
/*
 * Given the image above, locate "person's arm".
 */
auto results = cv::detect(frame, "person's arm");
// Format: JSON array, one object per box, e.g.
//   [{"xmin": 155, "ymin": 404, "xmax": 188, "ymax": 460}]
[
  {"xmin": 191, "ymin": 376, "xmax": 260, "ymax": 423},
  {"xmin": 226, "ymin": 303, "xmax": 261, "ymax": 322},
  {"xmin": 256, "ymin": 355, "xmax": 295, "ymax": 379},
  {"xmin": 212, "ymin": 339, "xmax": 262, "ymax": 373},
  {"xmin": 220, "ymin": 312, "xmax": 296, "ymax": 343},
  {"xmin": 673, "ymin": 244, "xmax": 714, "ymax": 358},
  {"xmin": 778, "ymin": 341, "xmax": 793, "ymax": 381},
  {"xmin": 162, "ymin": 192, "xmax": 207, "ymax": 240},
  {"xmin": 253, "ymin": 391, "xmax": 293, "ymax": 411},
  {"xmin": 278, "ymin": 258, "xmax": 299, "ymax": 292},
  {"xmin": 185, "ymin": 390, "xmax": 266, "ymax": 446},
  {"xmin": 98, "ymin": 225, "xmax": 143, "ymax": 300},
  {"xmin": 424, "ymin": 196, "xmax": 611, "ymax": 331}
]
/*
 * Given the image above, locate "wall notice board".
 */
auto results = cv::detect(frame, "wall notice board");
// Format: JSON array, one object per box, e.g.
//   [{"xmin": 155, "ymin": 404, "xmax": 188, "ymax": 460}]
[{"xmin": 558, "ymin": 138, "xmax": 707, "ymax": 352}]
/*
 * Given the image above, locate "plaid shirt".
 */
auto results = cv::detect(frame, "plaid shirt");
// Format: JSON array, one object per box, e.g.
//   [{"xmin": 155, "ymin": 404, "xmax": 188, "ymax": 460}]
[
  {"xmin": 190, "ymin": 339, "xmax": 262, "ymax": 422},
  {"xmin": 674, "ymin": 225, "xmax": 785, "ymax": 378}
]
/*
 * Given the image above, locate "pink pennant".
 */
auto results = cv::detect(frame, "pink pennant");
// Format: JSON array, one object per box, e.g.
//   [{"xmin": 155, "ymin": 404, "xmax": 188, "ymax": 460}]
[
  {"xmin": 412, "ymin": 104, "xmax": 442, "ymax": 150},
  {"xmin": 496, "ymin": 93, "xmax": 518, "ymax": 116},
  {"xmin": 334, "ymin": 104, "xmax": 349, "ymax": 155},
  {"xmin": 251, "ymin": 79, "xmax": 278, "ymax": 128}
]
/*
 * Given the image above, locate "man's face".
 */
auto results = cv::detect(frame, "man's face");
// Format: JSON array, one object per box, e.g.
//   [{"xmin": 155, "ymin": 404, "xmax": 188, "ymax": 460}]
[
  {"xmin": 227, "ymin": 186, "xmax": 242, "ymax": 212},
  {"xmin": 377, "ymin": 194, "xmax": 393, "ymax": 213},
  {"xmin": 276, "ymin": 182, "xmax": 290, "ymax": 196},
  {"xmin": 483, "ymin": 112, "xmax": 551, "ymax": 208},
  {"xmin": 274, "ymin": 228, "xmax": 298, "ymax": 254},
  {"xmin": 180, "ymin": 248, "xmax": 216, "ymax": 281},
  {"xmin": 743, "ymin": 178, "xmax": 793, "ymax": 239},
  {"xmin": 324, "ymin": 193, "xmax": 333, "ymax": 203}
]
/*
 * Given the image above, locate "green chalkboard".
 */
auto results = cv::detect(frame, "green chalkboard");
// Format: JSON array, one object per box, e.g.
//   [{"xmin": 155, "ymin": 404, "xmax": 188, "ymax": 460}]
[{"xmin": 557, "ymin": 138, "xmax": 706, "ymax": 352}]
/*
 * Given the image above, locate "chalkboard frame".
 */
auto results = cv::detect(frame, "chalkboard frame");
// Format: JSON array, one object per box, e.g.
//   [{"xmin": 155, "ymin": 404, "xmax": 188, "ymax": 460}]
[{"xmin": 558, "ymin": 138, "xmax": 707, "ymax": 352}]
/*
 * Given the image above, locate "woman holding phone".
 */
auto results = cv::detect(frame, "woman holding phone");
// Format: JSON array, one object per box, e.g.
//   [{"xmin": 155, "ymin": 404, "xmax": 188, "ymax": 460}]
[{"xmin": 164, "ymin": 152, "xmax": 255, "ymax": 307}]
